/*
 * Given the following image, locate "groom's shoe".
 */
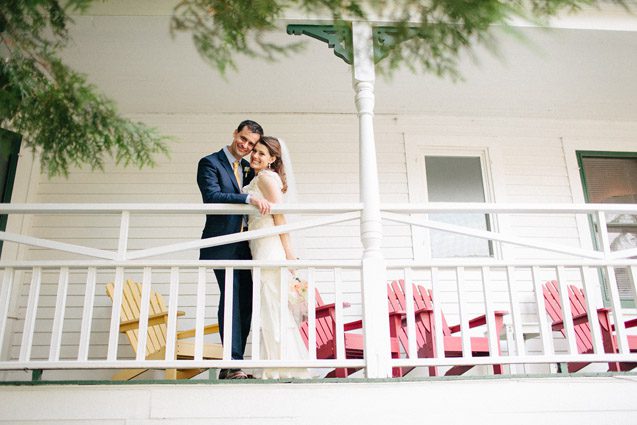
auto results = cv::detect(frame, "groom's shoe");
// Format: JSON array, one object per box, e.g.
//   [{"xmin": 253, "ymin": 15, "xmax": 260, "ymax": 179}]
[{"xmin": 218, "ymin": 369, "xmax": 250, "ymax": 380}]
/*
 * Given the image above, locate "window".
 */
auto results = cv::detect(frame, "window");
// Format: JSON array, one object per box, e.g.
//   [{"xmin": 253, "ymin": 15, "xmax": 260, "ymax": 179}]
[
  {"xmin": 0, "ymin": 129, "xmax": 21, "ymax": 254},
  {"xmin": 578, "ymin": 151, "xmax": 637, "ymax": 303},
  {"xmin": 423, "ymin": 155, "xmax": 493, "ymax": 258}
]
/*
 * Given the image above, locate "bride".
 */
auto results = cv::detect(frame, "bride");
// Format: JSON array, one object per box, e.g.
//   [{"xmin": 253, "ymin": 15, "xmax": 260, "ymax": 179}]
[{"xmin": 243, "ymin": 136, "xmax": 311, "ymax": 379}]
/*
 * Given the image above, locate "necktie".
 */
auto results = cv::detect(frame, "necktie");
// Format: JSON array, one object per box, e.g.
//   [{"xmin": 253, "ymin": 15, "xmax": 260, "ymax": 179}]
[
  {"xmin": 233, "ymin": 160, "xmax": 246, "ymax": 232},
  {"xmin": 232, "ymin": 160, "xmax": 241, "ymax": 187}
]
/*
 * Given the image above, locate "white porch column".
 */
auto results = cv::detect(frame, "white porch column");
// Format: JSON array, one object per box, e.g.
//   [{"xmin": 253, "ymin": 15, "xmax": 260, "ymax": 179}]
[{"xmin": 351, "ymin": 21, "xmax": 392, "ymax": 378}]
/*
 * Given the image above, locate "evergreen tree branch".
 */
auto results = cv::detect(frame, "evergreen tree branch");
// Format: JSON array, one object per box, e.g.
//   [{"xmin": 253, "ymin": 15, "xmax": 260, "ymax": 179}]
[{"xmin": 1, "ymin": 0, "xmax": 170, "ymax": 177}]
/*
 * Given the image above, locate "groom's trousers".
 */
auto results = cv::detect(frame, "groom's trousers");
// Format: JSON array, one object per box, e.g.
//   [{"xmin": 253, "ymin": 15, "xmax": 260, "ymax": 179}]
[{"xmin": 212, "ymin": 241, "xmax": 253, "ymax": 360}]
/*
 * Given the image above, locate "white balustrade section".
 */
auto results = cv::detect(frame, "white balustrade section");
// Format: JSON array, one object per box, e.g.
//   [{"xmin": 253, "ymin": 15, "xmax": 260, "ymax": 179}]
[{"xmin": 0, "ymin": 203, "xmax": 635, "ymax": 379}]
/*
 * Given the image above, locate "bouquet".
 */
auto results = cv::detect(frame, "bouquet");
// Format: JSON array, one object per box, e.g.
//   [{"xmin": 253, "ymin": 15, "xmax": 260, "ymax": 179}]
[{"xmin": 288, "ymin": 275, "xmax": 308, "ymax": 323}]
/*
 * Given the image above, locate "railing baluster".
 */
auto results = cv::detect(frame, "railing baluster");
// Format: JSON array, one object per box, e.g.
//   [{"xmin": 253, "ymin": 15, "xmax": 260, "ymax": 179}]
[
  {"xmin": 135, "ymin": 267, "xmax": 152, "ymax": 361},
  {"xmin": 117, "ymin": 211, "xmax": 130, "ymax": 261},
  {"xmin": 531, "ymin": 266, "xmax": 554, "ymax": 358},
  {"xmin": 631, "ymin": 266, "xmax": 637, "ymax": 313},
  {"xmin": 164, "ymin": 267, "xmax": 180, "ymax": 361},
  {"xmin": 556, "ymin": 266, "xmax": 578, "ymax": 355},
  {"xmin": 0, "ymin": 268, "xmax": 14, "ymax": 358},
  {"xmin": 605, "ymin": 265, "xmax": 629, "ymax": 354},
  {"xmin": 279, "ymin": 266, "xmax": 288, "ymax": 360},
  {"xmin": 334, "ymin": 268, "xmax": 345, "ymax": 361},
  {"xmin": 196, "ymin": 267, "xmax": 207, "ymax": 361},
  {"xmin": 222, "ymin": 267, "xmax": 233, "ymax": 361},
  {"xmin": 106, "ymin": 267, "xmax": 125, "ymax": 361},
  {"xmin": 481, "ymin": 267, "xmax": 499, "ymax": 362},
  {"xmin": 49, "ymin": 267, "xmax": 69, "ymax": 361},
  {"xmin": 431, "ymin": 267, "xmax": 445, "ymax": 360},
  {"xmin": 20, "ymin": 267, "xmax": 42, "ymax": 362},
  {"xmin": 250, "ymin": 267, "xmax": 261, "ymax": 360},
  {"xmin": 78, "ymin": 267, "xmax": 96, "ymax": 361},
  {"xmin": 597, "ymin": 211, "xmax": 630, "ymax": 354},
  {"xmin": 456, "ymin": 267, "xmax": 471, "ymax": 359},
  {"xmin": 506, "ymin": 266, "xmax": 525, "ymax": 358},
  {"xmin": 403, "ymin": 268, "xmax": 417, "ymax": 359},
  {"xmin": 580, "ymin": 266, "xmax": 604, "ymax": 355},
  {"xmin": 307, "ymin": 268, "xmax": 316, "ymax": 360}
]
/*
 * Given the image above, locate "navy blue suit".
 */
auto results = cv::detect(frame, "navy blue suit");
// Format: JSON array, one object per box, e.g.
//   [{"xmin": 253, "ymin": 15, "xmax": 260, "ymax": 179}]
[{"xmin": 197, "ymin": 148, "xmax": 255, "ymax": 360}]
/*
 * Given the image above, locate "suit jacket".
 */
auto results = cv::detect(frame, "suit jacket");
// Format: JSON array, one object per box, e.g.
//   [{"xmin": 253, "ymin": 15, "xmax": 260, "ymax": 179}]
[{"xmin": 197, "ymin": 148, "xmax": 255, "ymax": 260}]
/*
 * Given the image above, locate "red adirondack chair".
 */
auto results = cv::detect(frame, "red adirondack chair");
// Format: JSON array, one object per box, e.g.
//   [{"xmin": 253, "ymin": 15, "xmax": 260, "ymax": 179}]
[
  {"xmin": 299, "ymin": 289, "xmax": 402, "ymax": 378},
  {"xmin": 387, "ymin": 279, "xmax": 507, "ymax": 376},
  {"xmin": 542, "ymin": 280, "xmax": 637, "ymax": 372}
]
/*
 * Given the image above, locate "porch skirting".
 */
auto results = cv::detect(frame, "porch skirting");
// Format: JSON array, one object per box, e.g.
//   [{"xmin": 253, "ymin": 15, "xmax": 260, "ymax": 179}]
[{"xmin": 0, "ymin": 375, "xmax": 636, "ymax": 424}]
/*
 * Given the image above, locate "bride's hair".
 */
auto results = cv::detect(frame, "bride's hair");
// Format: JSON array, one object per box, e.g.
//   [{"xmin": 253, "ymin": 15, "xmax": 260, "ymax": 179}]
[{"xmin": 258, "ymin": 136, "xmax": 288, "ymax": 193}]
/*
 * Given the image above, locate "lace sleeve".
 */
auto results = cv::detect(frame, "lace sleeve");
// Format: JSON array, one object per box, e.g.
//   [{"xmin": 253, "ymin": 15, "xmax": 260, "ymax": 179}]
[{"xmin": 258, "ymin": 170, "xmax": 283, "ymax": 190}]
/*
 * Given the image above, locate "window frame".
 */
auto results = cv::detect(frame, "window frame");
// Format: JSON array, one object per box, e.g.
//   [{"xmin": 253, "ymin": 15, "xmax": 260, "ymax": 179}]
[
  {"xmin": 576, "ymin": 150, "xmax": 637, "ymax": 307},
  {"xmin": 405, "ymin": 139, "xmax": 502, "ymax": 261}
]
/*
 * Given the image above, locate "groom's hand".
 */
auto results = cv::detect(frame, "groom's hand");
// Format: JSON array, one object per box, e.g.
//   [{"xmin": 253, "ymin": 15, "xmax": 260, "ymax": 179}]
[{"xmin": 250, "ymin": 197, "xmax": 271, "ymax": 215}]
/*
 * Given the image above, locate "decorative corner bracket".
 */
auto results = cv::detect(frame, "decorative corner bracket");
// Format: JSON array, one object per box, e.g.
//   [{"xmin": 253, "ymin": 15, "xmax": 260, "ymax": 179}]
[
  {"xmin": 373, "ymin": 27, "xmax": 418, "ymax": 63},
  {"xmin": 287, "ymin": 24, "xmax": 352, "ymax": 64},
  {"xmin": 287, "ymin": 24, "xmax": 418, "ymax": 66}
]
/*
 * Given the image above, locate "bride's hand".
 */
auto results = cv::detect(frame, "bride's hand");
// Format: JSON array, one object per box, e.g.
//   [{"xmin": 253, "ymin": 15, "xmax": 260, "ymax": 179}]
[{"xmin": 249, "ymin": 196, "xmax": 271, "ymax": 215}]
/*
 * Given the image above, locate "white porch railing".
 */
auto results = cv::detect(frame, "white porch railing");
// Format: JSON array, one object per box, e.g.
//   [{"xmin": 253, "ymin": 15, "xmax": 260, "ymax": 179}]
[{"xmin": 0, "ymin": 203, "xmax": 636, "ymax": 380}]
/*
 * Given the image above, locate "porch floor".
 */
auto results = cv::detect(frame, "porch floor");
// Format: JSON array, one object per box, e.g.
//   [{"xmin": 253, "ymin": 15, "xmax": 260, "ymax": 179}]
[{"xmin": 1, "ymin": 374, "xmax": 636, "ymax": 424}]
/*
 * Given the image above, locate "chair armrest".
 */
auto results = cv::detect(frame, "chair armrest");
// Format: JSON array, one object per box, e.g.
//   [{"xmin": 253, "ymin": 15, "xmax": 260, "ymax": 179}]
[
  {"xmin": 624, "ymin": 317, "xmax": 637, "ymax": 329},
  {"xmin": 344, "ymin": 320, "xmax": 363, "ymax": 331},
  {"xmin": 119, "ymin": 310, "xmax": 185, "ymax": 333},
  {"xmin": 611, "ymin": 316, "xmax": 637, "ymax": 331},
  {"xmin": 314, "ymin": 302, "xmax": 351, "ymax": 319},
  {"xmin": 315, "ymin": 303, "xmax": 336, "ymax": 319},
  {"xmin": 448, "ymin": 311, "xmax": 507, "ymax": 334},
  {"xmin": 176, "ymin": 323, "xmax": 220, "ymax": 339}
]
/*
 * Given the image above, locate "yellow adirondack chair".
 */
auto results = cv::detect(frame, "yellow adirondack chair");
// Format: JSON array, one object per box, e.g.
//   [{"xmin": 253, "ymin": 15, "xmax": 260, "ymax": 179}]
[{"xmin": 105, "ymin": 279, "xmax": 223, "ymax": 380}]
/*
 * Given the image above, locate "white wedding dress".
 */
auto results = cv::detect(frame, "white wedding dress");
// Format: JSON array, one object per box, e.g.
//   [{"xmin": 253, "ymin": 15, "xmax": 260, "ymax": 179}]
[{"xmin": 243, "ymin": 170, "xmax": 311, "ymax": 379}]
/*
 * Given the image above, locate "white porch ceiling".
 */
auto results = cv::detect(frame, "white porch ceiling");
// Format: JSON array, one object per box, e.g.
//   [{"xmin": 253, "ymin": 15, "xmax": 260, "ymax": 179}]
[{"xmin": 60, "ymin": 11, "xmax": 637, "ymax": 121}]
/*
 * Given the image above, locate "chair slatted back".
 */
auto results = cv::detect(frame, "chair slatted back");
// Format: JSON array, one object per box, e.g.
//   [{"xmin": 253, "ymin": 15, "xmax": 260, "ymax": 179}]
[
  {"xmin": 387, "ymin": 280, "xmax": 452, "ymax": 343},
  {"xmin": 300, "ymin": 289, "xmax": 335, "ymax": 350},
  {"xmin": 105, "ymin": 280, "xmax": 169, "ymax": 357},
  {"xmin": 387, "ymin": 280, "xmax": 421, "ymax": 350},
  {"xmin": 542, "ymin": 280, "xmax": 593, "ymax": 354}
]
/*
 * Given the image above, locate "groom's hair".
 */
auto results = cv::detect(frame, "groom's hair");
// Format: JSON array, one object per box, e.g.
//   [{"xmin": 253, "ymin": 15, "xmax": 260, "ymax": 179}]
[{"xmin": 237, "ymin": 120, "xmax": 264, "ymax": 136}]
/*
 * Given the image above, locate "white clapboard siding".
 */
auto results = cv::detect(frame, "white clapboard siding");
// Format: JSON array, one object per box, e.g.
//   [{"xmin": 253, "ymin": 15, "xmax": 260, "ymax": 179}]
[{"xmin": 6, "ymin": 112, "xmax": 637, "ymax": 374}]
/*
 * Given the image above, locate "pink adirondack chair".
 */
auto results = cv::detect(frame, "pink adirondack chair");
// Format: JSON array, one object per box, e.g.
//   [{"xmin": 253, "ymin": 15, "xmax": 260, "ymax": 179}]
[
  {"xmin": 299, "ymin": 289, "xmax": 402, "ymax": 378},
  {"xmin": 542, "ymin": 280, "xmax": 637, "ymax": 372},
  {"xmin": 387, "ymin": 279, "xmax": 507, "ymax": 376}
]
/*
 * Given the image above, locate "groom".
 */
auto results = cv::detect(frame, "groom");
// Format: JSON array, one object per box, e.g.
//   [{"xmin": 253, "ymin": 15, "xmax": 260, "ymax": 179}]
[{"xmin": 197, "ymin": 119, "xmax": 270, "ymax": 379}]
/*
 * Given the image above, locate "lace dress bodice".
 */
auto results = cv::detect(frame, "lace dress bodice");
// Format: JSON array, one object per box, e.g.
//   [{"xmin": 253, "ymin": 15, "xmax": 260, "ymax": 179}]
[{"xmin": 242, "ymin": 170, "xmax": 283, "ymax": 232}]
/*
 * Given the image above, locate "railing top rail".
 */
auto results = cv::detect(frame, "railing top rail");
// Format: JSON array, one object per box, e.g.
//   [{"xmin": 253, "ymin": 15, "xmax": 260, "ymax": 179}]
[
  {"xmin": 1, "ymin": 258, "xmax": 636, "ymax": 269},
  {"xmin": 382, "ymin": 202, "xmax": 637, "ymax": 214},
  {"xmin": 0, "ymin": 203, "xmax": 363, "ymax": 214},
  {"xmin": 0, "ymin": 202, "xmax": 635, "ymax": 215},
  {"xmin": 0, "ymin": 259, "xmax": 363, "ymax": 269},
  {"xmin": 386, "ymin": 259, "xmax": 637, "ymax": 268}
]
